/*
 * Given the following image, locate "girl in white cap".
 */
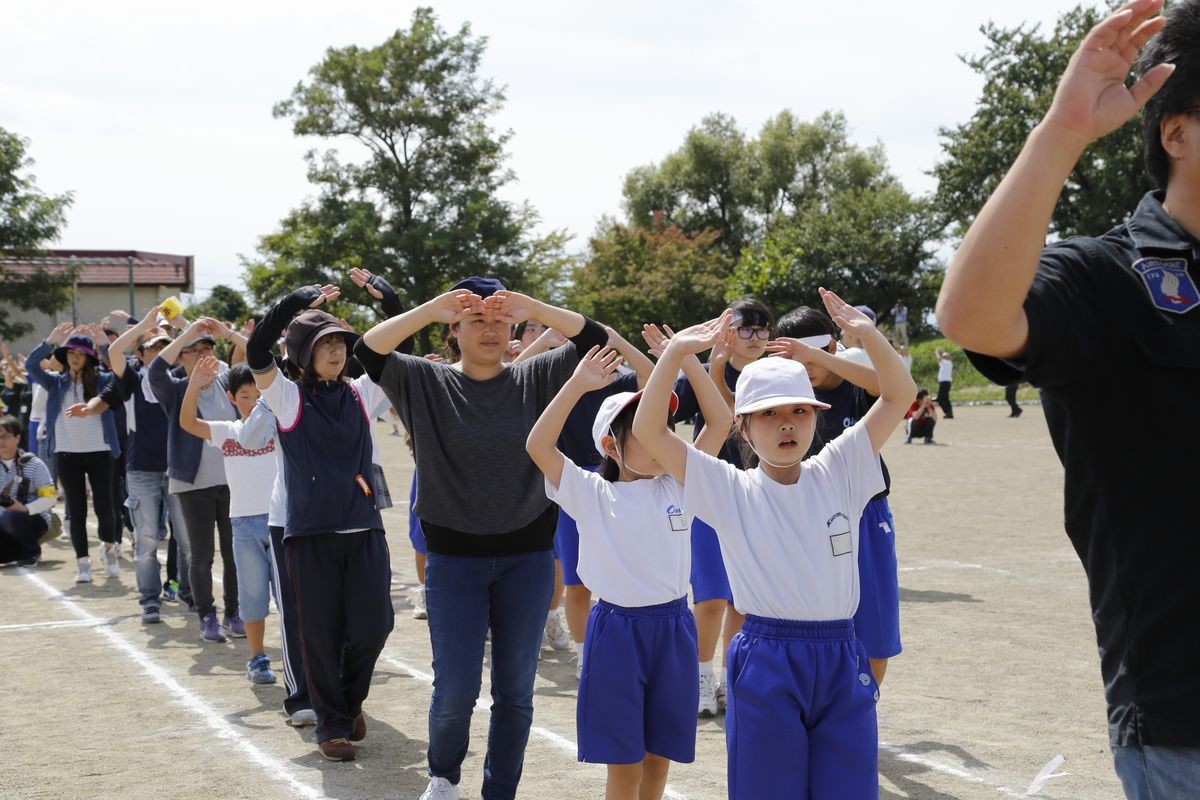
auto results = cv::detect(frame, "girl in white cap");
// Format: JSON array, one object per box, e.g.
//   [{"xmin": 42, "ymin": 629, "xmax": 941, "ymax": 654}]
[
  {"xmin": 633, "ymin": 289, "xmax": 915, "ymax": 799},
  {"xmin": 525, "ymin": 313, "xmax": 732, "ymax": 800}
]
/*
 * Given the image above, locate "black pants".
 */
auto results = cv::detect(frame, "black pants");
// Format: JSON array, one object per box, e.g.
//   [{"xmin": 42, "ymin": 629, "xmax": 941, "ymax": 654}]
[
  {"xmin": 910, "ymin": 416, "xmax": 936, "ymax": 442},
  {"xmin": 936, "ymin": 381, "xmax": 954, "ymax": 418},
  {"xmin": 111, "ymin": 450, "xmax": 131, "ymax": 539},
  {"xmin": 287, "ymin": 530, "xmax": 393, "ymax": 743},
  {"xmin": 58, "ymin": 450, "xmax": 117, "ymax": 558},
  {"xmin": 269, "ymin": 525, "xmax": 311, "ymax": 715},
  {"xmin": 176, "ymin": 485, "xmax": 237, "ymax": 621},
  {"xmin": 0, "ymin": 511, "xmax": 47, "ymax": 563},
  {"xmin": 1005, "ymin": 383, "xmax": 1021, "ymax": 415}
]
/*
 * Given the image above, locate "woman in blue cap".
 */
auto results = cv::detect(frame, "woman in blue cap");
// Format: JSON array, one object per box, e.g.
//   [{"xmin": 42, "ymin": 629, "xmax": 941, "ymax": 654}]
[
  {"xmin": 356, "ymin": 277, "xmax": 608, "ymax": 800},
  {"xmin": 26, "ymin": 322, "xmax": 121, "ymax": 583}
]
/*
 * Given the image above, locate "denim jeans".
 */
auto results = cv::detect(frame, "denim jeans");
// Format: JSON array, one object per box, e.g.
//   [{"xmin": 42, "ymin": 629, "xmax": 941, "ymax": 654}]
[
  {"xmin": 230, "ymin": 514, "xmax": 272, "ymax": 622},
  {"xmin": 1113, "ymin": 744, "xmax": 1200, "ymax": 799},
  {"xmin": 127, "ymin": 470, "xmax": 188, "ymax": 608},
  {"xmin": 425, "ymin": 549, "xmax": 554, "ymax": 800}
]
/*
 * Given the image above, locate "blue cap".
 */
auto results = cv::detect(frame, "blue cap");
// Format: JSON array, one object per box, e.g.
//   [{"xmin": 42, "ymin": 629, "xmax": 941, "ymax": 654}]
[
  {"xmin": 854, "ymin": 305, "xmax": 877, "ymax": 323},
  {"xmin": 451, "ymin": 276, "xmax": 506, "ymax": 298}
]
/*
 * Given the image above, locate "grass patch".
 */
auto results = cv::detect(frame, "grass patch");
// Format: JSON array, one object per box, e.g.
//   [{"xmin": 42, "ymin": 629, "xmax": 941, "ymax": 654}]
[{"xmin": 907, "ymin": 338, "xmax": 1037, "ymax": 404}]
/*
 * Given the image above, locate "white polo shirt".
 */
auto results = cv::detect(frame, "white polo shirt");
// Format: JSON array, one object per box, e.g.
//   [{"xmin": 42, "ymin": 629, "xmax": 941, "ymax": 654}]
[
  {"xmin": 546, "ymin": 459, "xmax": 691, "ymax": 608},
  {"xmin": 682, "ymin": 421, "xmax": 884, "ymax": 621}
]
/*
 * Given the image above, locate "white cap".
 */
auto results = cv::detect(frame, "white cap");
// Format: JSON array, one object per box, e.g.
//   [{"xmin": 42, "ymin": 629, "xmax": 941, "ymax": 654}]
[
  {"xmin": 734, "ymin": 358, "xmax": 831, "ymax": 415},
  {"xmin": 592, "ymin": 390, "xmax": 680, "ymax": 455}
]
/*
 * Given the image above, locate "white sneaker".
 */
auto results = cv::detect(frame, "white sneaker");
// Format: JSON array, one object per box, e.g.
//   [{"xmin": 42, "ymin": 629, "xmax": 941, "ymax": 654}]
[
  {"xmin": 715, "ymin": 680, "xmax": 727, "ymax": 711},
  {"xmin": 103, "ymin": 544, "xmax": 119, "ymax": 578},
  {"xmin": 575, "ymin": 655, "xmax": 583, "ymax": 681},
  {"xmin": 75, "ymin": 556, "xmax": 93, "ymax": 584},
  {"xmin": 698, "ymin": 671, "xmax": 718, "ymax": 718},
  {"xmin": 419, "ymin": 776, "xmax": 459, "ymax": 800},
  {"xmin": 287, "ymin": 708, "xmax": 318, "ymax": 727},
  {"xmin": 543, "ymin": 610, "xmax": 571, "ymax": 651},
  {"xmin": 412, "ymin": 585, "xmax": 428, "ymax": 620}
]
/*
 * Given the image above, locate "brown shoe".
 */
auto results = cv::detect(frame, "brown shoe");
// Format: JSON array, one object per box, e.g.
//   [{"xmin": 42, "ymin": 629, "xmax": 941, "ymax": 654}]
[
  {"xmin": 350, "ymin": 713, "xmax": 366, "ymax": 742},
  {"xmin": 318, "ymin": 738, "xmax": 357, "ymax": 762}
]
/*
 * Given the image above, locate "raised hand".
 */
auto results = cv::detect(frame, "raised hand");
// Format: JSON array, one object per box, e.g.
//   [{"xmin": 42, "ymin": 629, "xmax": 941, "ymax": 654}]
[
  {"xmin": 1044, "ymin": 0, "xmax": 1172, "ymax": 145},
  {"xmin": 764, "ymin": 336, "xmax": 824, "ymax": 364},
  {"xmin": 640, "ymin": 323, "xmax": 676, "ymax": 360},
  {"xmin": 192, "ymin": 355, "xmax": 221, "ymax": 384},
  {"xmin": 567, "ymin": 345, "xmax": 623, "ymax": 392},
  {"xmin": 349, "ymin": 268, "xmax": 384, "ymax": 300},
  {"xmin": 818, "ymin": 288, "xmax": 876, "ymax": 338},
  {"xmin": 240, "ymin": 317, "xmax": 256, "ymax": 338},
  {"xmin": 665, "ymin": 310, "xmax": 734, "ymax": 356},
  {"xmin": 482, "ymin": 290, "xmax": 538, "ymax": 325},
  {"xmin": 426, "ymin": 289, "xmax": 484, "ymax": 324},
  {"xmin": 45, "ymin": 322, "xmax": 74, "ymax": 346},
  {"xmin": 109, "ymin": 309, "xmax": 132, "ymax": 321},
  {"xmin": 309, "ymin": 284, "xmax": 341, "ymax": 309},
  {"xmin": 196, "ymin": 317, "xmax": 230, "ymax": 340},
  {"xmin": 423, "ymin": 352, "xmax": 446, "ymax": 364}
]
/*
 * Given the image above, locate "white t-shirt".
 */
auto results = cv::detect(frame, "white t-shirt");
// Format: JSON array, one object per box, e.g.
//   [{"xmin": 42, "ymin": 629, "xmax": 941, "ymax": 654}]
[
  {"xmin": 938, "ymin": 357, "xmax": 953, "ymax": 382},
  {"xmin": 30, "ymin": 384, "xmax": 47, "ymax": 425},
  {"xmin": 546, "ymin": 459, "xmax": 691, "ymax": 608},
  {"xmin": 205, "ymin": 419, "xmax": 278, "ymax": 518},
  {"xmin": 682, "ymin": 421, "xmax": 884, "ymax": 621}
]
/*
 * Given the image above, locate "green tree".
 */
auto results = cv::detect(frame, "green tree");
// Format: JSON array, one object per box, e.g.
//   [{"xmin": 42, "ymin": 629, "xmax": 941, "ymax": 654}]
[
  {"xmin": 932, "ymin": 4, "xmax": 1151, "ymax": 240},
  {"xmin": 565, "ymin": 218, "xmax": 731, "ymax": 345},
  {"xmin": 0, "ymin": 128, "xmax": 76, "ymax": 341},
  {"xmin": 245, "ymin": 7, "xmax": 568, "ymax": 350},
  {"xmin": 185, "ymin": 284, "xmax": 253, "ymax": 325}
]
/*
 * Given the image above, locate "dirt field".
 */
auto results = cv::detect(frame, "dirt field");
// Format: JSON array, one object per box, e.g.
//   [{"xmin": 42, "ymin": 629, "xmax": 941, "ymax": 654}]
[{"xmin": 0, "ymin": 404, "xmax": 1122, "ymax": 799}]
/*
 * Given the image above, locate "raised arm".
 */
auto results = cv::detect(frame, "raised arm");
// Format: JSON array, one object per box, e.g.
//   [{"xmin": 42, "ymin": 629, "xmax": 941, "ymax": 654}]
[
  {"xmin": 179, "ymin": 356, "xmax": 221, "ymax": 441},
  {"xmin": 361, "ymin": 289, "xmax": 483, "ymax": 358},
  {"xmin": 348, "ymin": 267, "xmax": 415, "ymax": 354},
  {"xmin": 247, "ymin": 285, "xmax": 340, "ymax": 390},
  {"xmin": 25, "ymin": 323, "xmax": 74, "ymax": 389},
  {"xmin": 604, "ymin": 326, "xmax": 655, "ymax": 388},
  {"xmin": 764, "ymin": 337, "xmax": 881, "ymax": 396},
  {"xmin": 633, "ymin": 314, "xmax": 730, "ymax": 482},
  {"xmin": 936, "ymin": 0, "xmax": 1172, "ymax": 357},
  {"xmin": 526, "ymin": 346, "xmax": 624, "ymax": 489},
  {"xmin": 107, "ymin": 305, "xmax": 163, "ymax": 380},
  {"xmin": 820, "ymin": 290, "xmax": 916, "ymax": 452},
  {"xmin": 642, "ymin": 321, "xmax": 734, "ymax": 456}
]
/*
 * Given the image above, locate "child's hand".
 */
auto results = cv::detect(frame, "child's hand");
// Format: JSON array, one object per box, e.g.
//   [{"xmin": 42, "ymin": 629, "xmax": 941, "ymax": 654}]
[
  {"xmin": 819, "ymin": 288, "xmax": 875, "ymax": 338},
  {"xmin": 709, "ymin": 324, "xmax": 735, "ymax": 365},
  {"xmin": 192, "ymin": 356, "xmax": 221, "ymax": 384},
  {"xmin": 568, "ymin": 345, "xmax": 622, "ymax": 392},
  {"xmin": 664, "ymin": 310, "xmax": 733, "ymax": 355},
  {"xmin": 640, "ymin": 323, "xmax": 675, "ymax": 359},
  {"xmin": 764, "ymin": 337, "xmax": 823, "ymax": 364}
]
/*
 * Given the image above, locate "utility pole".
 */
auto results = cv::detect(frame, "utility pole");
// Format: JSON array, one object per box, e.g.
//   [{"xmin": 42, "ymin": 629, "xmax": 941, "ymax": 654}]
[{"xmin": 127, "ymin": 255, "xmax": 135, "ymax": 314}]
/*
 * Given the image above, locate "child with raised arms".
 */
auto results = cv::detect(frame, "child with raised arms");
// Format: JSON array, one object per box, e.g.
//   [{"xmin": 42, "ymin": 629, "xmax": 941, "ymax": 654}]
[
  {"xmin": 525, "ymin": 313, "xmax": 733, "ymax": 800},
  {"xmin": 632, "ymin": 290, "xmax": 915, "ymax": 798}
]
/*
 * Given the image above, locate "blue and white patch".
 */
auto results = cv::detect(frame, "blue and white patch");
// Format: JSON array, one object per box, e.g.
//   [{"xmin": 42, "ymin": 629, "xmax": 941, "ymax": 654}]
[{"xmin": 1133, "ymin": 257, "xmax": 1200, "ymax": 314}]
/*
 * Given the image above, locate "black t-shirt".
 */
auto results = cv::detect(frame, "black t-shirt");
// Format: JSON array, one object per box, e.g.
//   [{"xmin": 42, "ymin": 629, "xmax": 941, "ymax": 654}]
[
  {"xmin": 966, "ymin": 191, "xmax": 1200, "ymax": 747},
  {"xmin": 807, "ymin": 377, "xmax": 890, "ymax": 498},
  {"xmin": 673, "ymin": 360, "xmax": 743, "ymax": 467}
]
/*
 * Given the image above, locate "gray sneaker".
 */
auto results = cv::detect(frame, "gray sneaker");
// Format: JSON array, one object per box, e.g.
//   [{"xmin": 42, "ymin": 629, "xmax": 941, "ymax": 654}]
[
  {"xmin": 75, "ymin": 556, "xmax": 93, "ymax": 584},
  {"xmin": 200, "ymin": 613, "xmax": 228, "ymax": 643},
  {"xmin": 141, "ymin": 606, "xmax": 161, "ymax": 624},
  {"xmin": 103, "ymin": 544, "xmax": 119, "ymax": 578},
  {"xmin": 287, "ymin": 708, "xmax": 318, "ymax": 727}
]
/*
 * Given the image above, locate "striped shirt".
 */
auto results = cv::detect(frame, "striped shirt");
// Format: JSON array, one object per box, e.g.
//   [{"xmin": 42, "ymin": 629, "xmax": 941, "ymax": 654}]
[
  {"xmin": 52, "ymin": 382, "xmax": 109, "ymax": 454},
  {"xmin": 1, "ymin": 452, "xmax": 56, "ymax": 524}
]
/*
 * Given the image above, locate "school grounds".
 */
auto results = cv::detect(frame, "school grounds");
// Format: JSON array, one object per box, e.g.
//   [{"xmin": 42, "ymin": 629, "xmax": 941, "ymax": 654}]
[{"xmin": 0, "ymin": 404, "xmax": 1122, "ymax": 800}]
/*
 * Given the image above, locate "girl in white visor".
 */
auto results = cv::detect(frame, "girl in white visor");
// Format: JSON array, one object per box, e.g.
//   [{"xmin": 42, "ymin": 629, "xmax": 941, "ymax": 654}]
[{"xmin": 633, "ymin": 290, "xmax": 915, "ymax": 799}]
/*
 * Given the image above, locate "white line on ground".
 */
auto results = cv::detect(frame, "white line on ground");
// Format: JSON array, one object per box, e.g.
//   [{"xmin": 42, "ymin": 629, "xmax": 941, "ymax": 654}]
[
  {"xmin": 0, "ymin": 618, "xmax": 102, "ymax": 632},
  {"xmin": 19, "ymin": 568, "xmax": 328, "ymax": 800},
  {"xmin": 380, "ymin": 653, "xmax": 696, "ymax": 800},
  {"xmin": 898, "ymin": 560, "xmax": 1014, "ymax": 576},
  {"xmin": 879, "ymin": 742, "xmax": 1027, "ymax": 799}
]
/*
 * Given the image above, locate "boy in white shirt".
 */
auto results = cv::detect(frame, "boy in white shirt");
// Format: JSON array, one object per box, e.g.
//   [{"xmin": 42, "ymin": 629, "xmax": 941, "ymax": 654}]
[{"xmin": 180, "ymin": 357, "xmax": 279, "ymax": 684}]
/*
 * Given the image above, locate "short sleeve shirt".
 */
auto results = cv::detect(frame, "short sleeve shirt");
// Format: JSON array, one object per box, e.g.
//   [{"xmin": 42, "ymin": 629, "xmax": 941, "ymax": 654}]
[
  {"xmin": 206, "ymin": 419, "xmax": 278, "ymax": 518},
  {"xmin": 966, "ymin": 191, "xmax": 1200, "ymax": 747},
  {"xmin": 681, "ymin": 420, "xmax": 884, "ymax": 620},
  {"xmin": 546, "ymin": 459, "xmax": 690, "ymax": 607}
]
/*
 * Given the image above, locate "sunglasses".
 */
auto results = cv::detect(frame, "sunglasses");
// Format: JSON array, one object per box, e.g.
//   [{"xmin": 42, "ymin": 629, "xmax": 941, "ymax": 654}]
[{"xmin": 735, "ymin": 325, "xmax": 771, "ymax": 340}]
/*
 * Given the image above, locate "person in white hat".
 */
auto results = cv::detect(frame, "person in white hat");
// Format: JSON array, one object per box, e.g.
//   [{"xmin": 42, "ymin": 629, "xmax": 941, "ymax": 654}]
[
  {"xmin": 525, "ymin": 312, "xmax": 732, "ymax": 800},
  {"xmin": 632, "ymin": 288, "xmax": 915, "ymax": 799}
]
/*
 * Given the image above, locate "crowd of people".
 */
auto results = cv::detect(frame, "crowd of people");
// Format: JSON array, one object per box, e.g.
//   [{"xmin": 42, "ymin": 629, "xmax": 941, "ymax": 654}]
[{"xmin": 3, "ymin": 2, "xmax": 1195, "ymax": 798}]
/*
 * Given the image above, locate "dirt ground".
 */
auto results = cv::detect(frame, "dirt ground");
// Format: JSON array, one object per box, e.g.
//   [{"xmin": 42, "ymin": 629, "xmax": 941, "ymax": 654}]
[{"xmin": 0, "ymin": 404, "xmax": 1122, "ymax": 800}]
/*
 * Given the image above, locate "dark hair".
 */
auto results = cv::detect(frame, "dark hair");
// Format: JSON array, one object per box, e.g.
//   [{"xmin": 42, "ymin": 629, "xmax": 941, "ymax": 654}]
[
  {"xmin": 441, "ymin": 324, "xmax": 461, "ymax": 363},
  {"xmin": 0, "ymin": 415, "xmax": 21, "ymax": 439},
  {"xmin": 730, "ymin": 297, "xmax": 773, "ymax": 331},
  {"xmin": 776, "ymin": 306, "xmax": 838, "ymax": 340},
  {"xmin": 916, "ymin": 388, "xmax": 929, "ymax": 400},
  {"xmin": 1138, "ymin": 0, "xmax": 1200, "ymax": 187},
  {"xmin": 512, "ymin": 322, "xmax": 529, "ymax": 341},
  {"xmin": 226, "ymin": 363, "xmax": 256, "ymax": 396},
  {"xmin": 66, "ymin": 357, "xmax": 100, "ymax": 403},
  {"xmin": 598, "ymin": 399, "xmax": 675, "ymax": 482}
]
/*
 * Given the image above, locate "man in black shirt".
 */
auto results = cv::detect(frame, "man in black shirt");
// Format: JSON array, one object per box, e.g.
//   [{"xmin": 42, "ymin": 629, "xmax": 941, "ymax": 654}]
[{"xmin": 936, "ymin": 1, "xmax": 1200, "ymax": 795}]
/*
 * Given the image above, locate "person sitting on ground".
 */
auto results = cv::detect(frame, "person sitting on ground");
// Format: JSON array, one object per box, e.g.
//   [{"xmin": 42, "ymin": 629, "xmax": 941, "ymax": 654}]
[
  {"xmin": 905, "ymin": 390, "xmax": 938, "ymax": 445},
  {"xmin": 0, "ymin": 415, "xmax": 57, "ymax": 566}
]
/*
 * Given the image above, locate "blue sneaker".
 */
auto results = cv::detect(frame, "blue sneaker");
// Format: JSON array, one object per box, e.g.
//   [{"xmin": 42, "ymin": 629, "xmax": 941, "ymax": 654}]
[
  {"xmin": 163, "ymin": 580, "xmax": 179, "ymax": 602},
  {"xmin": 222, "ymin": 612, "xmax": 246, "ymax": 638},
  {"xmin": 200, "ymin": 613, "xmax": 228, "ymax": 643},
  {"xmin": 246, "ymin": 653, "xmax": 277, "ymax": 685}
]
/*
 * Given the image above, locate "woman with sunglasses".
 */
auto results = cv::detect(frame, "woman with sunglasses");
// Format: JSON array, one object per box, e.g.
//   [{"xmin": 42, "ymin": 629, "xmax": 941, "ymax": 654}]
[{"xmin": 668, "ymin": 296, "xmax": 773, "ymax": 717}]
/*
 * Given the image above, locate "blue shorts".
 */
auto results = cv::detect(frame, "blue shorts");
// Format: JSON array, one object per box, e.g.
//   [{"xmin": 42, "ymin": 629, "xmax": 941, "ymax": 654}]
[
  {"xmin": 726, "ymin": 617, "xmax": 878, "ymax": 799},
  {"xmin": 578, "ymin": 597, "xmax": 699, "ymax": 765},
  {"xmin": 230, "ymin": 514, "xmax": 273, "ymax": 622},
  {"xmin": 408, "ymin": 473, "xmax": 426, "ymax": 556},
  {"xmin": 690, "ymin": 518, "xmax": 733, "ymax": 604},
  {"xmin": 854, "ymin": 497, "xmax": 901, "ymax": 659},
  {"xmin": 554, "ymin": 508, "xmax": 583, "ymax": 586}
]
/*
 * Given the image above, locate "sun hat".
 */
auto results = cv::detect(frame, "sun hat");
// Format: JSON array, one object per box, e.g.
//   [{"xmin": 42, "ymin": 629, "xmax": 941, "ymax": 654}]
[
  {"xmin": 734, "ymin": 358, "xmax": 831, "ymax": 416},
  {"xmin": 285, "ymin": 309, "xmax": 355, "ymax": 370},
  {"xmin": 52, "ymin": 335, "xmax": 99, "ymax": 368},
  {"xmin": 592, "ymin": 390, "xmax": 680, "ymax": 454}
]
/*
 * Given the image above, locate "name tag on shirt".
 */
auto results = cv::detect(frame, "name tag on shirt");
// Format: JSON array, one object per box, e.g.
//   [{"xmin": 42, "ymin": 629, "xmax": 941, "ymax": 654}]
[
  {"xmin": 827, "ymin": 511, "xmax": 852, "ymax": 557},
  {"xmin": 667, "ymin": 505, "xmax": 687, "ymax": 532}
]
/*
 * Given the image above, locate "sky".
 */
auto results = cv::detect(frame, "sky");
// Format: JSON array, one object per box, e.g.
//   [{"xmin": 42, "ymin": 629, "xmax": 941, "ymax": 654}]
[{"xmin": 3, "ymin": 0, "xmax": 1101, "ymax": 301}]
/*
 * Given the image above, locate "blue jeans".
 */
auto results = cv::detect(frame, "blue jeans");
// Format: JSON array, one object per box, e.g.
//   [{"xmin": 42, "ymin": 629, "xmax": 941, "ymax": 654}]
[
  {"xmin": 1113, "ymin": 745, "xmax": 1200, "ymax": 799},
  {"xmin": 425, "ymin": 549, "xmax": 555, "ymax": 800},
  {"xmin": 126, "ymin": 470, "xmax": 188, "ymax": 609},
  {"xmin": 230, "ymin": 514, "xmax": 272, "ymax": 622}
]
